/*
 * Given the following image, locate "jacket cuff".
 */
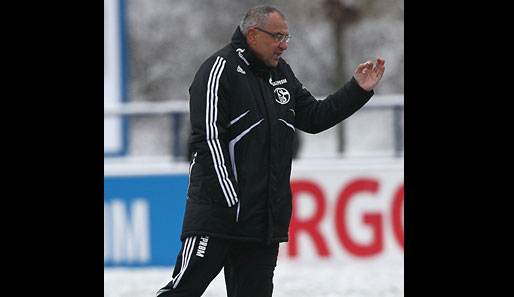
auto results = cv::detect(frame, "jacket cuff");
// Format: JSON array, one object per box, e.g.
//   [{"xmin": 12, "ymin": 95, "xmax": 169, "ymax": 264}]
[{"xmin": 349, "ymin": 76, "xmax": 374, "ymax": 98}]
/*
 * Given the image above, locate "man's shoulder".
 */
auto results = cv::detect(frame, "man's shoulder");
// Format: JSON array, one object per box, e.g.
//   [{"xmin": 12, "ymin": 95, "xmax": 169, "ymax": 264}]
[{"xmin": 196, "ymin": 45, "xmax": 239, "ymax": 74}]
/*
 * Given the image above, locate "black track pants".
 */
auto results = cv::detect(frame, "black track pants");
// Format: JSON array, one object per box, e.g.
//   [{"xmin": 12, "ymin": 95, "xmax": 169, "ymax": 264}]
[{"xmin": 156, "ymin": 236, "xmax": 279, "ymax": 297}]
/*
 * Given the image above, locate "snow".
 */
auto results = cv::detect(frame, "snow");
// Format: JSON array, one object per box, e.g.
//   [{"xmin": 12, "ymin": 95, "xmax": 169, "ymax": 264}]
[{"xmin": 104, "ymin": 257, "xmax": 403, "ymax": 297}]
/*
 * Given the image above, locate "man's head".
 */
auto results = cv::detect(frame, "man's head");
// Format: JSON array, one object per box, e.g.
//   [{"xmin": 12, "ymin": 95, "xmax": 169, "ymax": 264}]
[{"xmin": 239, "ymin": 5, "xmax": 289, "ymax": 68}]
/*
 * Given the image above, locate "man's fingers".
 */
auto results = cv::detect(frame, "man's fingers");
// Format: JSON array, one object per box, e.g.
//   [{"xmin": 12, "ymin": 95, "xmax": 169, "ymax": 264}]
[
  {"xmin": 375, "ymin": 57, "xmax": 385, "ymax": 68},
  {"xmin": 374, "ymin": 58, "xmax": 385, "ymax": 73},
  {"xmin": 356, "ymin": 61, "xmax": 373, "ymax": 73},
  {"xmin": 355, "ymin": 58, "xmax": 385, "ymax": 81}
]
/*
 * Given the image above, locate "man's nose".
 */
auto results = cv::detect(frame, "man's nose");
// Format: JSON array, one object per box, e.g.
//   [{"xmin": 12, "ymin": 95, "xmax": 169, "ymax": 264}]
[{"xmin": 279, "ymin": 40, "xmax": 287, "ymax": 50}]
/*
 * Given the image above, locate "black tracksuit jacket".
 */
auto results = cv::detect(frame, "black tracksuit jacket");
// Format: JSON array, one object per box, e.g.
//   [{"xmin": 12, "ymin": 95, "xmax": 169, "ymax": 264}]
[{"xmin": 180, "ymin": 27, "xmax": 374, "ymax": 245}]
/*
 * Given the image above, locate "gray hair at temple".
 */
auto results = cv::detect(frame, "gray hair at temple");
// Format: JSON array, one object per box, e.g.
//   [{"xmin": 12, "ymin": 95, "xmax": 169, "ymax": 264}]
[{"xmin": 239, "ymin": 5, "xmax": 286, "ymax": 38}]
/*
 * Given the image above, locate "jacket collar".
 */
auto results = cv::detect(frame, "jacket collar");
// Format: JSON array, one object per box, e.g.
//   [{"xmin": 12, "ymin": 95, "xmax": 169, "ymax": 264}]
[{"xmin": 230, "ymin": 27, "xmax": 275, "ymax": 76}]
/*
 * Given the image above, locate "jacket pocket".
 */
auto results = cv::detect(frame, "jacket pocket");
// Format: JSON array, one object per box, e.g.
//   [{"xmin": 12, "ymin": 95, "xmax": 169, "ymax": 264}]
[
  {"xmin": 205, "ymin": 174, "xmax": 239, "ymax": 208},
  {"xmin": 187, "ymin": 152, "xmax": 197, "ymax": 193},
  {"xmin": 278, "ymin": 109, "xmax": 295, "ymax": 132}
]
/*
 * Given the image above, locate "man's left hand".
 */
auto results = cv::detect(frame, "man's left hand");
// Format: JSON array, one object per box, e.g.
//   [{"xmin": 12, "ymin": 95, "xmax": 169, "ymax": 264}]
[{"xmin": 353, "ymin": 57, "xmax": 385, "ymax": 92}]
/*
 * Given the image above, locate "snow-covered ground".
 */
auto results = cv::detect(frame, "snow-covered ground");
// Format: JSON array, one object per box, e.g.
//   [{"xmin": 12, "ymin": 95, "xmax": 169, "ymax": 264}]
[{"xmin": 104, "ymin": 256, "xmax": 403, "ymax": 297}]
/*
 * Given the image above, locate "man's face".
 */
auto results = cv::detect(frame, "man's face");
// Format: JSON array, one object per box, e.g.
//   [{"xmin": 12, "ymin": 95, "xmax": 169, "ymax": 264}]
[{"xmin": 247, "ymin": 12, "xmax": 288, "ymax": 68}]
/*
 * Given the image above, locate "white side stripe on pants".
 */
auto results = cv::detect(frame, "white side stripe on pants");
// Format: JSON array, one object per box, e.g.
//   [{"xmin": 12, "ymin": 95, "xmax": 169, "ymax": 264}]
[
  {"xmin": 171, "ymin": 236, "xmax": 197, "ymax": 289},
  {"xmin": 205, "ymin": 56, "xmax": 238, "ymax": 207}
]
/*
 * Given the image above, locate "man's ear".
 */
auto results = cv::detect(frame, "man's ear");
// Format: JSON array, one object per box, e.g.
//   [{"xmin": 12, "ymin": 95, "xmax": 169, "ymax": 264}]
[{"xmin": 247, "ymin": 28, "xmax": 257, "ymax": 45}]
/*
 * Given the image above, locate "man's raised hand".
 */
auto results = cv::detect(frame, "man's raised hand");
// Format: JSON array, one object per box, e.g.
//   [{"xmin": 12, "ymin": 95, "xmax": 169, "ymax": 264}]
[{"xmin": 353, "ymin": 57, "xmax": 385, "ymax": 92}]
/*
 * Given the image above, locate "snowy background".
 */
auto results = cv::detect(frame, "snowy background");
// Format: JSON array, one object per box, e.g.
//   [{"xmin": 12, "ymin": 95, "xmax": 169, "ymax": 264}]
[
  {"xmin": 126, "ymin": 0, "xmax": 404, "ymax": 101},
  {"xmin": 105, "ymin": 256, "xmax": 404, "ymax": 297},
  {"xmin": 121, "ymin": 0, "xmax": 404, "ymax": 159}
]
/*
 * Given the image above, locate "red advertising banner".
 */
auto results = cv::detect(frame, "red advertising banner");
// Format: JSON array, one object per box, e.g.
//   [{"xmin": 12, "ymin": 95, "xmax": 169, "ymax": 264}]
[{"xmin": 280, "ymin": 161, "xmax": 404, "ymax": 261}]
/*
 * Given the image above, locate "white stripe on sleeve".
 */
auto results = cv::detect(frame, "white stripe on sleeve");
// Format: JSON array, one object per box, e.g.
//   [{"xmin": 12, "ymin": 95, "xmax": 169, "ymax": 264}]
[{"xmin": 205, "ymin": 56, "xmax": 238, "ymax": 207}]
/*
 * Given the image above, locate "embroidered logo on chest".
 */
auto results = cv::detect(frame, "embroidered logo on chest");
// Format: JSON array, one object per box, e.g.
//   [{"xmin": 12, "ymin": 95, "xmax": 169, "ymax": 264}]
[
  {"xmin": 237, "ymin": 65, "xmax": 246, "ymax": 74},
  {"xmin": 269, "ymin": 77, "xmax": 287, "ymax": 86},
  {"xmin": 274, "ymin": 88, "xmax": 290, "ymax": 104}
]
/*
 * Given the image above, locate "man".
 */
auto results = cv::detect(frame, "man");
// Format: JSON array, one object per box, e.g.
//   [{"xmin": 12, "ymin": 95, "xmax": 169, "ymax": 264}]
[{"xmin": 157, "ymin": 4, "xmax": 385, "ymax": 297}]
